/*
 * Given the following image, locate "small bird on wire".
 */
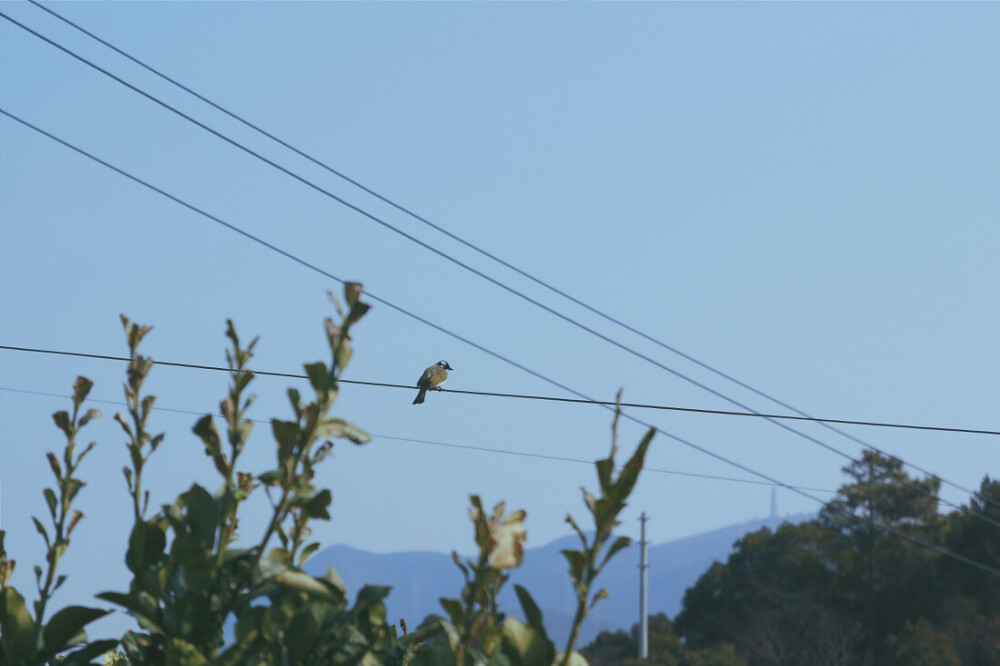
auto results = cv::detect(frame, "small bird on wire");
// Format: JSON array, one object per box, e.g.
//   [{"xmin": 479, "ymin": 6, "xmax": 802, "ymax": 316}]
[{"xmin": 413, "ymin": 360, "xmax": 453, "ymax": 405}]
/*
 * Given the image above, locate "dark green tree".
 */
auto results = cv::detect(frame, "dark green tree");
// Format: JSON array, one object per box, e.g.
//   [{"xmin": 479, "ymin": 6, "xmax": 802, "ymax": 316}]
[
  {"xmin": 581, "ymin": 614, "xmax": 743, "ymax": 666},
  {"xmin": 675, "ymin": 521, "xmax": 862, "ymax": 666},
  {"xmin": 943, "ymin": 477, "xmax": 1000, "ymax": 614},
  {"xmin": 673, "ymin": 450, "xmax": 995, "ymax": 666}
]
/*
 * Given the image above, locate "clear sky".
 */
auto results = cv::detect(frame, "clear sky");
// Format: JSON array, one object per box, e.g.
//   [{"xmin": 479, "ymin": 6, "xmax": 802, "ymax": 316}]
[{"xmin": 1, "ymin": 1, "xmax": 998, "ymax": 638}]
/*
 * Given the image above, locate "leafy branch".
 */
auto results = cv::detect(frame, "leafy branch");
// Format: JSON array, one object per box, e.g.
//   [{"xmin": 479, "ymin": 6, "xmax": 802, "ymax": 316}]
[
  {"xmin": 558, "ymin": 393, "xmax": 654, "ymax": 664},
  {"xmin": 115, "ymin": 316, "xmax": 164, "ymax": 522},
  {"xmin": 0, "ymin": 376, "xmax": 117, "ymax": 665}
]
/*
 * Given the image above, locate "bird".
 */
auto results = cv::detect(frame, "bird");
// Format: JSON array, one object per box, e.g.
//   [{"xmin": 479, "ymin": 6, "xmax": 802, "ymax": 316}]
[{"xmin": 413, "ymin": 361, "xmax": 453, "ymax": 405}]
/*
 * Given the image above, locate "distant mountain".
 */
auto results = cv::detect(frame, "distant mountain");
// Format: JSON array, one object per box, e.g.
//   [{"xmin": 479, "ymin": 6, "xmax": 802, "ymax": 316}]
[{"xmin": 303, "ymin": 513, "xmax": 814, "ymax": 647}]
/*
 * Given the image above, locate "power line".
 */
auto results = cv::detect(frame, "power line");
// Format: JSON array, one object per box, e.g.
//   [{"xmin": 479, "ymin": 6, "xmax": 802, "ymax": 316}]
[
  {"xmin": 7, "ymin": 340, "xmax": 999, "ymax": 529},
  {"xmin": 3, "ymin": 381, "xmax": 997, "ymax": 576},
  {"xmin": 0, "ymin": 386, "xmax": 977, "ymax": 511},
  {"xmin": 0, "ymin": 385, "xmax": 834, "ymax": 492},
  {"xmin": 18, "ymin": 1, "xmax": 997, "ymax": 513},
  {"xmin": 2, "ymin": 109, "xmax": 997, "ymax": 573},
  {"xmin": 2, "ymin": 344, "xmax": 997, "ymax": 437},
  {"xmin": 7, "ymin": 9, "xmax": 994, "ymax": 525}
]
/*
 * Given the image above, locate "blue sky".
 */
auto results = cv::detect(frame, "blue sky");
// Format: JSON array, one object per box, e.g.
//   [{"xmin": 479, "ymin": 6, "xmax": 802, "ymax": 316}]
[{"xmin": 1, "ymin": 1, "xmax": 998, "ymax": 637}]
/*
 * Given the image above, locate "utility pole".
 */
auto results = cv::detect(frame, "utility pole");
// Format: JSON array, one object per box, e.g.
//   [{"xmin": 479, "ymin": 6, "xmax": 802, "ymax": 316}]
[{"xmin": 639, "ymin": 512, "xmax": 649, "ymax": 661}]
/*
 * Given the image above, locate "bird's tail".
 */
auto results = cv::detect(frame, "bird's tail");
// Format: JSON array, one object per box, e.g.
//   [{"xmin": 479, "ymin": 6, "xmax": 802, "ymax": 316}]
[{"xmin": 412, "ymin": 388, "xmax": 427, "ymax": 405}]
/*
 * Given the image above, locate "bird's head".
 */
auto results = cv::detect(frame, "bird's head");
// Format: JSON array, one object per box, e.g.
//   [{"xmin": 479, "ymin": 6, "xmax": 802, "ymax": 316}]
[{"xmin": 438, "ymin": 361, "xmax": 453, "ymax": 371}]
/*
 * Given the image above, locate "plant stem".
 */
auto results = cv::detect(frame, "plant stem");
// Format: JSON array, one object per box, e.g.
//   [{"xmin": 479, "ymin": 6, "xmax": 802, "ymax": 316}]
[
  {"xmin": 36, "ymin": 408, "xmax": 78, "ymax": 624},
  {"xmin": 560, "ymin": 536, "xmax": 601, "ymax": 664}
]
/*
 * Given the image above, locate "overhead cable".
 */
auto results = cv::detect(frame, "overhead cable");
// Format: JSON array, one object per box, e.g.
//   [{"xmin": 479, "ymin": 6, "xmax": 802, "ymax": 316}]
[
  {"xmin": 7, "ymin": 338, "xmax": 1000, "ymax": 531},
  {"xmin": 1, "ymin": 344, "xmax": 997, "ymax": 438}
]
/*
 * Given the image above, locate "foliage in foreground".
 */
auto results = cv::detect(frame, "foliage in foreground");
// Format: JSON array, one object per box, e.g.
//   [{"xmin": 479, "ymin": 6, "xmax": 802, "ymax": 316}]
[{"xmin": 0, "ymin": 284, "xmax": 653, "ymax": 665}]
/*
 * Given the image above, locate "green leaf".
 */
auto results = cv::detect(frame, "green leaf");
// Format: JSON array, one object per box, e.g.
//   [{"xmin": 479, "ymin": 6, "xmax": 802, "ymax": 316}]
[
  {"xmin": 354, "ymin": 584, "xmax": 391, "ymax": 608},
  {"xmin": 353, "ymin": 585, "xmax": 391, "ymax": 635},
  {"xmin": 192, "ymin": 414, "xmax": 221, "ymax": 456},
  {"xmin": 326, "ymin": 290, "xmax": 344, "ymax": 318},
  {"xmin": 302, "ymin": 489, "xmax": 332, "ymax": 520},
  {"xmin": 513, "ymin": 585, "xmax": 547, "ymax": 638},
  {"xmin": 179, "ymin": 484, "xmax": 219, "ymax": 547},
  {"xmin": 123, "ymin": 319, "xmax": 153, "ymax": 355},
  {"xmin": 589, "ymin": 588, "xmax": 609, "ymax": 609},
  {"xmin": 71, "ymin": 376, "xmax": 94, "ymax": 409},
  {"xmin": 335, "ymin": 343, "xmax": 354, "ymax": 374},
  {"xmin": 78, "ymin": 408, "xmax": 101, "ymax": 428},
  {"xmin": 315, "ymin": 418, "xmax": 371, "ymax": 445},
  {"xmin": 344, "ymin": 300, "xmax": 371, "ymax": 330},
  {"xmin": 257, "ymin": 470, "xmax": 282, "ymax": 486},
  {"xmin": 0, "ymin": 586, "xmax": 37, "ymax": 663},
  {"xmin": 271, "ymin": 419, "xmax": 299, "ymax": 461},
  {"xmin": 46, "ymin": 452, "xmax": 62, "ymax": 481},
  {"xmin": 273, "ymin": 570, "xmax": 340, "ymax": 601},
  {"xmin": 321, "ymin": 566, "xmax": 348, "ymax": 596},
  {"xmin": 43, "ymin": 605, "xmax": 110, "ymax": 652},
  {"xmin": 150, "ymin": 433, "xmax": 165, "ymax": 452},
  {"xmin": 561, "ymin": 550, "xmax": 586, "ymax": 585},
  {"xmin": 53, "ymin": 410, "xmax": 73, "ymax": 437},
  {"xmin": 76, "ymin": 441, "xmax": 97, "ymax": 464},
  {"xmin": 599, "ymin": 535, "xmax": 631, "ymax": 571},
  {"xmin": 44, "ymin": 488, "xmax": 58, "ymax": 518},
  {"xmin": 97, "ymin": 592, "xmax": 165, "ymax": 636},
  {"xmin": 565, "ymin": 515, "xmax": 588, "ymax": 550},
  {"xmin": 595, "ymin": 457, "xmax": 614, "ymax": 494},
  {"xmin": 344, "ymin": 282, "xmax": 364, "ymax": 308},
  {"xmin": 113, "ymin": 412, "xmax": 133, "ymax": 438},
  {"xmin": 125, "ymin": 521, "xmax": 166, "ymax": 573},
  {"xmin": 297, "ymin": 541, "xmax": 321, "ymax": 567},
  {"xmin": 439, "ymin": 597, "xmax": 464, "ymax": 626},
  {"xmin": 304, "ymin": 362, "xmax": 330, "ymax": 393},
  {"xmin": 287, "ymin": 388, "xmax": 302, "ymax": 419},
  {"xmin": 140, "ymin": 395, "xmax": 155, "ymax": 427},
  {"xmin": 32, "ymin": 517, "xmax": 51, "ymax": 549},
  {"xmin": 451, "ymin": 550, "xmax": 470, "ymax": 580},
  {"xmin": 171, "ymin": 533, "xmax": 212, "ymax": 593},
  {"xmin": 60, "ymin": 639, "xmax": 121, "ymax": 666},
  {"xmin": 502, "ymin": 617, "xmax": 555, "ymax": 664},
  {"xmin": 66, "ymin": 478, "xmax": 85, "ymax": 504},
  {"xmin": 608, "ymin": 427, "xmax": 655, "ymax": 505},
  {"xmin": 224, "ymin": 318, "xmax": 241, "ymax": 349}
]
